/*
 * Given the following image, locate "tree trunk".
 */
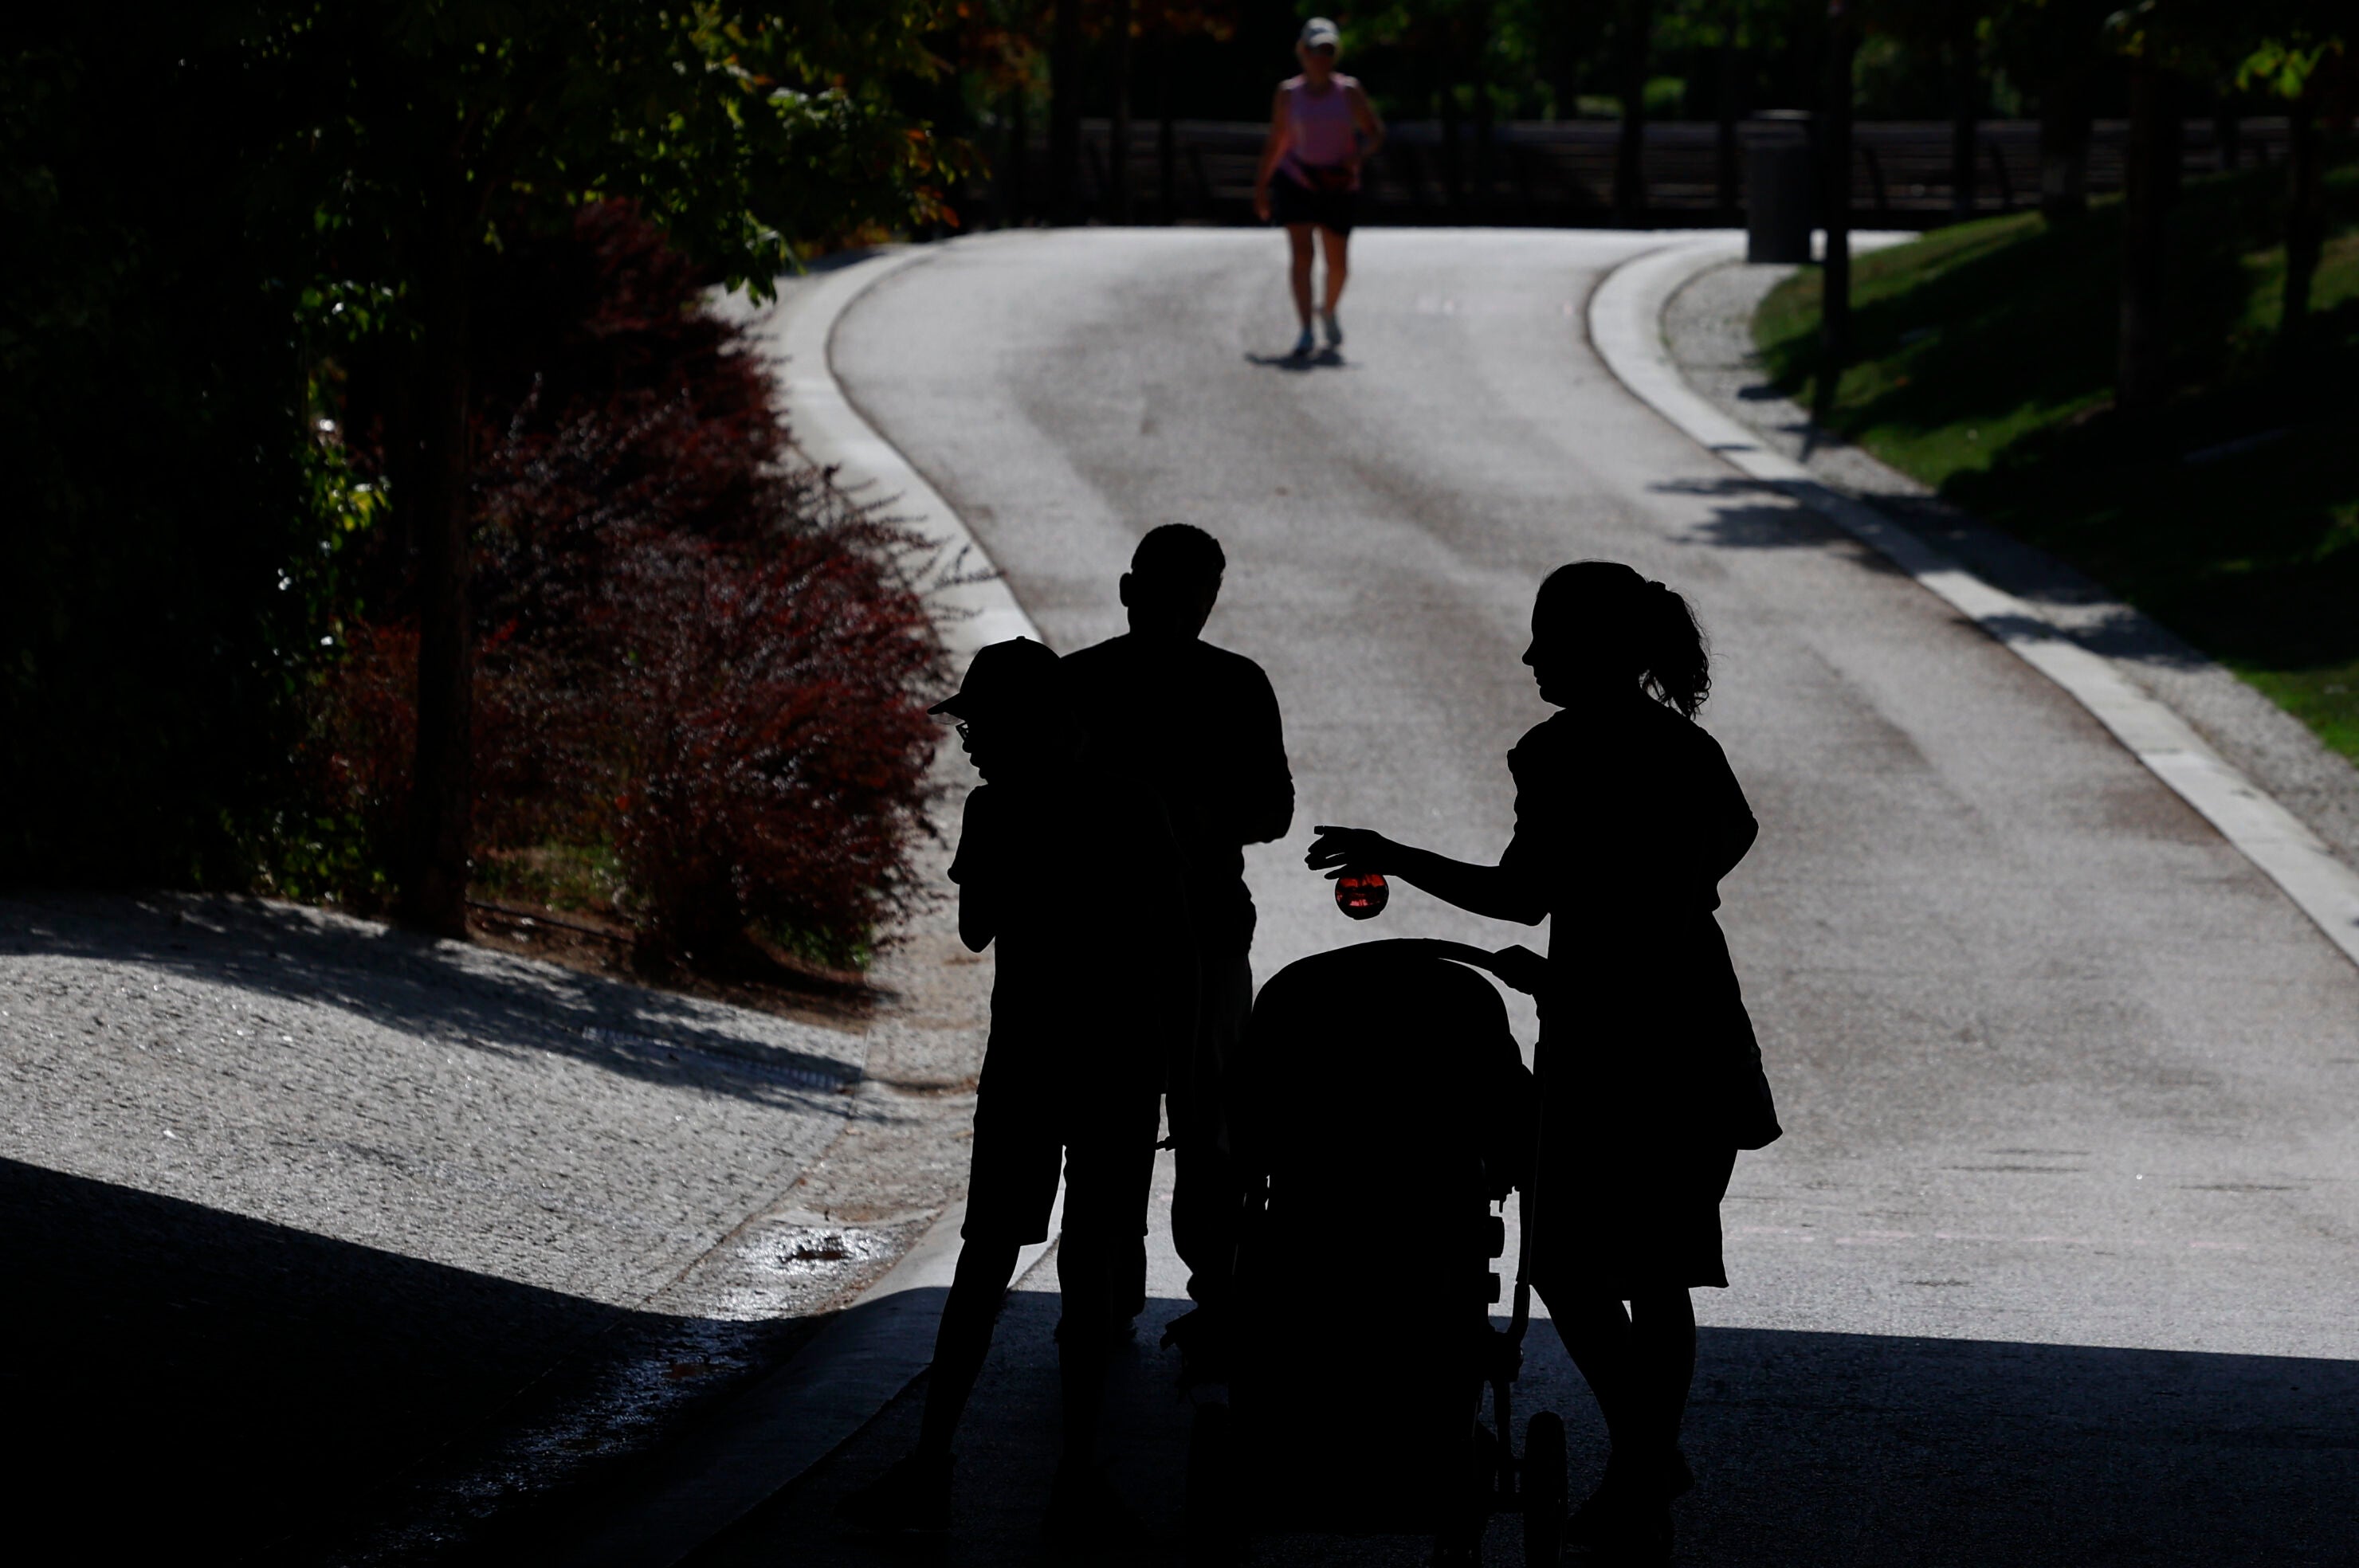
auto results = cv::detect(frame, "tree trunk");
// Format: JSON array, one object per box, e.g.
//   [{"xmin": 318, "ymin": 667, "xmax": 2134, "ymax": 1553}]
[
  {"xmin": 2214, "ymin": 100, "xmax": 2241, "ymax": 171},
  {"xmin": 2038, "ymin": 71, "xmax": 2091, "ymax": 221},
  {"xmin": 1818, "ymin": 2, "xmax": 1855, "ymax": 414},
  {"xmin": 1108, "ymin": 0, "xmax": 1133, "ymax": 222},
  {"xmin": 1949, "ymin": 1, "xmax": 1978, "ymax": 221},
  {"xmin": 1471, "ymin": 2, "xmax": 1496, "ymax": 221},
  {"xmin": 2117, "ymin": 53, "xmax": 2180, "ymax": 414},
  {"xmin": 1049, "ymin": 0, "xmax": 1082, "ymax": 224},
  {"xmin": 1614, "ymin": 0, "xmax": 1654, "ymax": 225},
  {"xmin": 1716, "ymin": 36, "xmax": 1741, "ymax": 221},
  {"xmin": 2283, "ymin": 87, "xmax": 2324, "ymax": 336},
  {"xmin": 397, "ymin": 189, "xmax": 476, "ymax": 937},
  {"xmin": 1442, "ymin": 73, "xmax": 1466, "ymax": 216},
  {"xmin": 1010, "ymin": 88, "xmax": 1030, "ymax": 225},
  {"xmin": 1159, "ymin": 40, "xmax": 1177, "ymax": 225}
]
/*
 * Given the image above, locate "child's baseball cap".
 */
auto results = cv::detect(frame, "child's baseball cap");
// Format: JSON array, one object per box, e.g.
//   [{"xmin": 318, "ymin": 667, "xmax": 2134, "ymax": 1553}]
[{"xmin": 928, "ymin": 637, "xmax": 1067, "ymax": 723}]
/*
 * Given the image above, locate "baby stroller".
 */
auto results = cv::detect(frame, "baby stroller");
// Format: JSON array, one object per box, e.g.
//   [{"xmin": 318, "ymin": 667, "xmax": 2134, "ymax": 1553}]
[{"xmin": 1185, "ymin": 939, "xmax": 1565, "ymax": 1566}]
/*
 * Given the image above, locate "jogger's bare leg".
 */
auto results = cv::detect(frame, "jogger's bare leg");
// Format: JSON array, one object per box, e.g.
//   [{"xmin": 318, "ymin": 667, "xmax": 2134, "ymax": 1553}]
[
  {"xmin": 1285, "ymin": 224, "xmax": 1317, "ymax": 327},
  {"xmin": 1317, "ymin": 226, "xmax": 1350, "ymax": 316}
]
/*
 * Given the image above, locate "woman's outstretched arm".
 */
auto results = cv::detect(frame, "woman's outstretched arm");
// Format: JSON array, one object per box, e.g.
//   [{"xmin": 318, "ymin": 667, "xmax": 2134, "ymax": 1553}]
[{"xmin": 1305, "ymin": 825, "xmax": 1548, "ymax": 926}]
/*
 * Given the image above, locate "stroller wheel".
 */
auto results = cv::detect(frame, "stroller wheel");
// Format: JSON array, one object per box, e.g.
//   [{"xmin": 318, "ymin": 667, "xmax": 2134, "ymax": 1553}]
[
  {"xmin": 1522, "ymin": 1412, "xmax": 1567, "ymax": 1564},
  {"xmin": 1185, "ymin": 1402, "xmax": 1241, "ymax": 1566}
]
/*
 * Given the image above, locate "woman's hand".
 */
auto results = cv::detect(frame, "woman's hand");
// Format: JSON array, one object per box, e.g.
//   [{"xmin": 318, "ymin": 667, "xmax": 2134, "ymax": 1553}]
[
  {"xmin": 1305, "ymin": 825, "xmax": 1391, "ymax": 878},
  {"xmin": 1254, "ymin": 183, "xmax": 1273, "ymax": 221}
]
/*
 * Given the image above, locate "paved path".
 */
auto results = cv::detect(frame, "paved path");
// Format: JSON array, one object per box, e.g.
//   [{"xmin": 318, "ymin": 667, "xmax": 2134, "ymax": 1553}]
[{"xmin": 710, "ymin": 228, "xmax": 2359, "ymax": 1566}]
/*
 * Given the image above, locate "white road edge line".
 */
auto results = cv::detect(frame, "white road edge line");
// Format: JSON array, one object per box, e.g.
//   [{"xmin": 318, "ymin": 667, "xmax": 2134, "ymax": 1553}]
[
  {"xmin": 1589, "ymin": 233, "xmax": 2359, "ymax": 972},
  {"xmin": 558, "ymin": 247, "xmax": 1059, "ymax": 1568}
]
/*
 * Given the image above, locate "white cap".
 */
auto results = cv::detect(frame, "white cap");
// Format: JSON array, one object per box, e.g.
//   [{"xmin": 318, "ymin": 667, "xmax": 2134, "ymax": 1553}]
[{"xmin": 1300, "ymin": 17, "xmax": 1340, "ymax": 51}]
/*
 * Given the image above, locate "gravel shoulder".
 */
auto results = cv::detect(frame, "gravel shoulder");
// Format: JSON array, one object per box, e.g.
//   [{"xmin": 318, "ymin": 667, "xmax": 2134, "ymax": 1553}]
[
  {"xmin": 1, "ymin": 777, "xmax": 988, "ymax": 1561},
  {"xmin": 1665, "ymin": 257, "xmax": 2359, "ymax": 876}
]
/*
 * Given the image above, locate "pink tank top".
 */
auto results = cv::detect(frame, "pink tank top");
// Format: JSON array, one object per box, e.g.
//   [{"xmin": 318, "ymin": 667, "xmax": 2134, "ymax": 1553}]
[{"xmin": 1282, "ymin": 75, "xmax": 1360, "ymax": 189}]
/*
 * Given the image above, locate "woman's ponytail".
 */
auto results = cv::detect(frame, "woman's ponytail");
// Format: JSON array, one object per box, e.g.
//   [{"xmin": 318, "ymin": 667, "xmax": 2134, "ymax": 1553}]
[{"xmin": 1640, "ymin": 579, "xmax": 1709, "ymax": 718}]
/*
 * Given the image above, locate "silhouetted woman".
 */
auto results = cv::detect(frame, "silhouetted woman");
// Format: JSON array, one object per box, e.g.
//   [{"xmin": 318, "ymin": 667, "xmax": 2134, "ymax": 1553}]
[{"xmin": 1306, "ymin": 562, "xmax": 1776, "ymax": 1562}]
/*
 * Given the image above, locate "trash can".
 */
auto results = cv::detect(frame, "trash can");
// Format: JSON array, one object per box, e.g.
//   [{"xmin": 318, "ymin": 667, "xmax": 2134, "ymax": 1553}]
[{"xmin": 1744, "ymin": 125, "xmax": 1815, "ymax": 264}]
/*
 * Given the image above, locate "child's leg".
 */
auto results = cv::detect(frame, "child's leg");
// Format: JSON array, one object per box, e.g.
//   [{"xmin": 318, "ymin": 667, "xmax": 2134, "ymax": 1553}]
[
  {"xmin": 1053, "ymin": 1226, "xmax": 1117, "ymax": 1465},
  {"xmin": 915, "ymin": 1239, "xmax": 1022, "ymax": 1462}
]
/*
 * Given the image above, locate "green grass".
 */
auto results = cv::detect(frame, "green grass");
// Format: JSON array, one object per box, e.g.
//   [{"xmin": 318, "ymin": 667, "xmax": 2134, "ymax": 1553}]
[{"xmin": 1754, "ymin": 155, "xmax": 2359, "ymax": 764}]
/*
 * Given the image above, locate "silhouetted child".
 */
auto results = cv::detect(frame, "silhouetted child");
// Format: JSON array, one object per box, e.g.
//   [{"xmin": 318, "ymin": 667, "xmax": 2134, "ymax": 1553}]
[
  {"xmin": 838, "ymin": 637, "xmax": 1193, "ymax": 1543},
  {"xmin": 1307, "ymin": 563, "xmax": 1778, "ymax": 1566},
  {"xmin": 1066, "ymin": 524, "xmax": 1293, "ymax": 1364}
]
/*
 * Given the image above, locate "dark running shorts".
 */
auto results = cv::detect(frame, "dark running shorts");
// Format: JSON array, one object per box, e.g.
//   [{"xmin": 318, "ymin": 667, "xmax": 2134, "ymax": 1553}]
[
  {"xmin": 961, "ymin": 1087, "xmax": 1160, "ymax": 1246},
  {"xmin": 1270, "ymin": 171, "xmax": 1356, "ymax": 237}
]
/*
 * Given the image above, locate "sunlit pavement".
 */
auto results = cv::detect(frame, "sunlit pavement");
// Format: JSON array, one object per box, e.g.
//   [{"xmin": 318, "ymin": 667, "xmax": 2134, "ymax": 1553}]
[{"xmin": 709, "ymin": 229, "xmax": 2359, "ymax": 1566}]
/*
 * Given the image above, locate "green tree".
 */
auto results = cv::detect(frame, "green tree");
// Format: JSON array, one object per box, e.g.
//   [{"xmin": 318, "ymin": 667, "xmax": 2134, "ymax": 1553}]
[
  {"xmin": 1988, "ymin": 0, "xmax": 2114, "ymax": 219},
  {"xmin": 2239, "ymin": 24, "xmax": 2350, "ymax": 335},
  {"xmin": 261, "ymin": 1, "xmax": 956, "ymax": 935}
]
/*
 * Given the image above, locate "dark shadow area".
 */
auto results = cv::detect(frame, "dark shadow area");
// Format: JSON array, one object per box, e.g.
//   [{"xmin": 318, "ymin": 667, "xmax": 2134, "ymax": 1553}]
[
  {"xmin": 1242, "ymin": 349, "xmax": 1349, "ymax": 371},
  {"xmin": 720, "ymin": 1284, "xmax": 2359, "ymax": 1567},
  {"xmin": 1960, "ymin": 403, "xmax": 2359, "ymax": 682},
  {"xmin": 0, "ymin": 892, "xmax": 864, "ymax": 1110},
  {"xmin": 1678, "ymin": 1324, "xmax": 2359, "ymax": 1568},
  {"xmin": 1661, "ymin": 478, "xmax": 2229, "ymax": 676},
  {"xmin": 0, "ymin": 1155, "xmax": 800, "ymax": 1566}
]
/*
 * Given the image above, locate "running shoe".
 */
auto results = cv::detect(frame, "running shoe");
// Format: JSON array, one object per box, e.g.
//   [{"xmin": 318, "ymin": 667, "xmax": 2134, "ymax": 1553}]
[
  {"xmin": 1291, "ymin": 324, "xmax": 1316, "ymax": 357},
  {"xmin": 1321, "ymin": 309, "xmax": 1343, "ymax": 348}
]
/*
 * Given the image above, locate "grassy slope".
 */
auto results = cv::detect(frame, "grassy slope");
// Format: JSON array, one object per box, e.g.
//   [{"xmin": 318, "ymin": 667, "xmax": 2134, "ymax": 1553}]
[{"xmin": 1754, "ymin": 156, "xmax": 2359, "ymax": 762}]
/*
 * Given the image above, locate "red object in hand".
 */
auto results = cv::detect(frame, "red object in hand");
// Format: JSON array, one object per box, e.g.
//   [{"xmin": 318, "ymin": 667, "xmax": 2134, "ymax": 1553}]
[{"xmin": 1334, "ymin": 871, "xmax": 1388, "ymax": 919}]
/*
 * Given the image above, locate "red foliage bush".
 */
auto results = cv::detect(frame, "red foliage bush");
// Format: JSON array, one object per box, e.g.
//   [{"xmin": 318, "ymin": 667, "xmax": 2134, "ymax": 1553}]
[{"xmin": 310, "ymin": 202, "xmax": 944, "ymax": 965}]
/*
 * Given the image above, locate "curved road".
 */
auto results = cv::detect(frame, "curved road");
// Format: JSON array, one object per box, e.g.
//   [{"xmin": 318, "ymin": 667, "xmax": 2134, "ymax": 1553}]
[{"xmin": 722, "ymin": 229, "xmax": 2359, "ymax": 1566}]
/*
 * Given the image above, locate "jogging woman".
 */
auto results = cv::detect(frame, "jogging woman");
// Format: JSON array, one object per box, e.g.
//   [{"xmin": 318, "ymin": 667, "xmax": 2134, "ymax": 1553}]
[
  {"xmin": 1252, "ymin": 18, "xmax": 1385, "ymax": 357},
  {"xmin": 1306, "ymin": 563, "xmax": 1780, "ymax": 1564}
]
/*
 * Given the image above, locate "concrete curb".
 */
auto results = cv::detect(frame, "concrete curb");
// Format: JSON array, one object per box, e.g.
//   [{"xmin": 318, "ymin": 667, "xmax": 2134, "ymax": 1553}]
[
  {"xmin": 1589, "ymin": 233, "xmax": 2359, "ymax": 973},
  {"xmin": 773, "ymin": 245, "xmax": 1041, "ymax": 657},
  {"xmin": 557, "ymin": 1192, "xmax": 1065, "ymax": 1568},
  {"xmin": 554, "ymin": 246, "xmax": 1058, "ymax": 1566}
]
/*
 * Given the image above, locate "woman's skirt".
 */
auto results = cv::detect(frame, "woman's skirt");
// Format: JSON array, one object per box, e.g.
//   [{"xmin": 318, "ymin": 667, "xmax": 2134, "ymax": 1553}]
[{"xmin": 1527, "ymin": 1113, "xmax": 1737, "ymax": 1295}]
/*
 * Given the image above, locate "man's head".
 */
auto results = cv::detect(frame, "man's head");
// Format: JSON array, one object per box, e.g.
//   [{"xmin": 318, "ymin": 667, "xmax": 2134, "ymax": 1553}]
[
  {"xmin": 929, "ymin": 637, "xmax": 1080, "ymax": 782},
  {"xmin": 1120, "ymin": 524, "xmax": 1227, "ymax": 642}
]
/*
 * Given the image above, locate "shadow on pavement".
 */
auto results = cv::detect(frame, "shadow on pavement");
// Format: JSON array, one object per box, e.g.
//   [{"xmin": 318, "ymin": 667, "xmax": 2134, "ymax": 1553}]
[
  {"xmin": 4, "ymin": 892, "xmax": 864, "ymax": 1110},
  {"xmin": 1, "ymin": 1155, "xmax": 791, "ymax": 1566},
  {"xmin": 1242, "ymin": 350, "xmax": 1348, "ymax": 371},
  {"xmin": 713, "ymin": 1287, "xmax": 2358, "ymax": 1566},
  {"xmin": 1658, "ymin": 477, "xmax": 2216, "ymax": 675}
]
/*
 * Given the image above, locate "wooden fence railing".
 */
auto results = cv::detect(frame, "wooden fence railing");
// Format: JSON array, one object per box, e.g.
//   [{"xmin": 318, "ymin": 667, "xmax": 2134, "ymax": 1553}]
[{"xmin": 968, "ymin": 116, "xmax": 2293, "ymax": 230}]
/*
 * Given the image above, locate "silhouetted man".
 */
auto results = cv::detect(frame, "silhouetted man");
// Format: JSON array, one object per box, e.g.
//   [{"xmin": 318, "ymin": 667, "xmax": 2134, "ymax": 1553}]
[
  {"xmin": 838, "ymin": 637, "xmax": 1191, "ymax": 1539},
  {"xmin": 1066, "ymin": 525, "xmax": 1294, "ymax": 1360}
]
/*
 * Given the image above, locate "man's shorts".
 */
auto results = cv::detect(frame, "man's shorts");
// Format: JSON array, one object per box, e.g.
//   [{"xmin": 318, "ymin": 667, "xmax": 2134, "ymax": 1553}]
[
  {"xmin": 961, "ymin": 1087, "xmax": 1160, "ymax": 1246},
  {"xmin": 1270, "ymin": 171, "xmax": 1356, "ymax": 237}
]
